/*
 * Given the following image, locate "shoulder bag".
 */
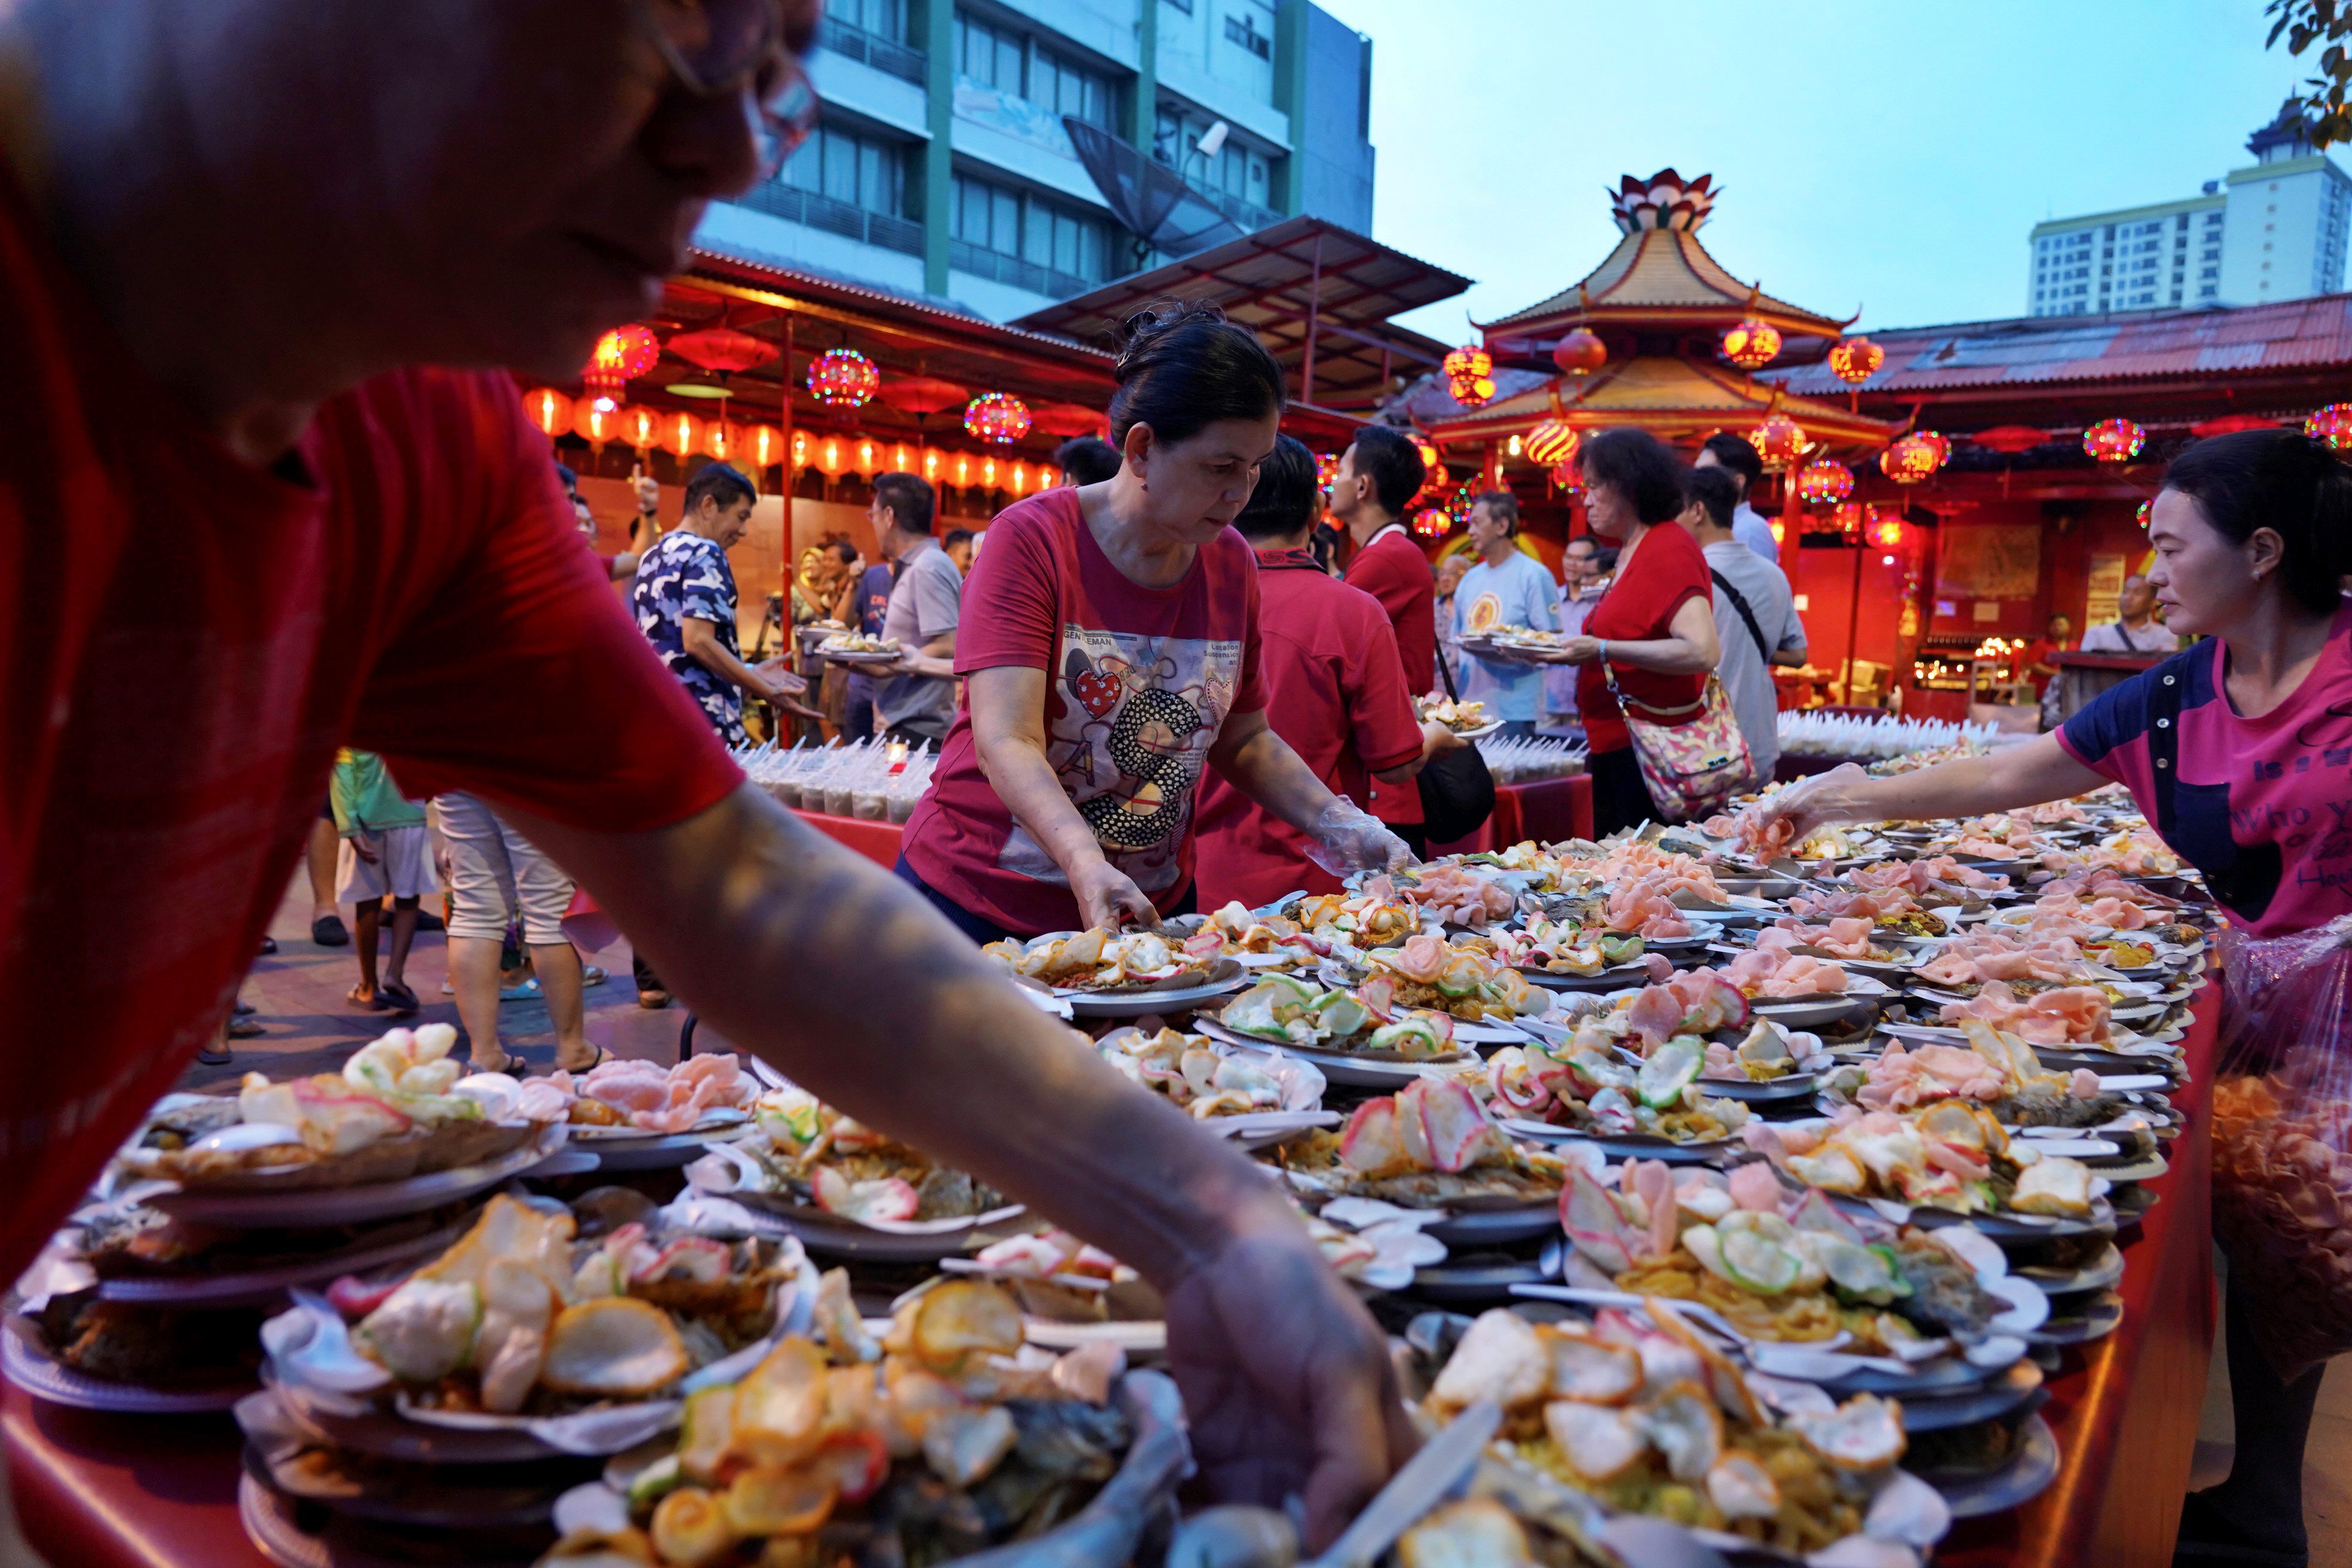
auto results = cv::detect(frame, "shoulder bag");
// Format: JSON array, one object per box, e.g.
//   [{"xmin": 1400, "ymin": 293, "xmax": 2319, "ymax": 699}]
[
  {"xmin": 1418, "ymin": 644, "xmax": 1496, "ymax": 843},
  {"xmin": 1600, "ymin": 660, "xmax": 1757, "ymax": 824},
  {"xmin": 1710, "ymin": 568, "xmax": 1772, "ymax": 664}
]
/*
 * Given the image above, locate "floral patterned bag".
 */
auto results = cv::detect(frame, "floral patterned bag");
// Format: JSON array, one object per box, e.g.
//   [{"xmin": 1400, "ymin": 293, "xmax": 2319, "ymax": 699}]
[{"xmin": 1601, "ymin": 666, "xmax": 1758, "ymax": 823}]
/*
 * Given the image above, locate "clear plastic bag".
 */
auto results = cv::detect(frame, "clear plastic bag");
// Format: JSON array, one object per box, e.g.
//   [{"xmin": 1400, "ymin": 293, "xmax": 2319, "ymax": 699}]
[{"xmin": 2210, "ymin": 914, "xmax": 2352, "ymax": 1382}]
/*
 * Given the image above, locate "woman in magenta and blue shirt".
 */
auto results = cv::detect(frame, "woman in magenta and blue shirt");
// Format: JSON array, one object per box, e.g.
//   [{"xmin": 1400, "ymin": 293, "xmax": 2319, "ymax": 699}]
[{"xmin": 1757, "ymin": 429, "xmax": 2352, "ymax": 1566}]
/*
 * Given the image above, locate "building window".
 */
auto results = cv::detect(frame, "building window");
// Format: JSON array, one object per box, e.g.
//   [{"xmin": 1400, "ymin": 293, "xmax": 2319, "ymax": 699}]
[
  {"xmin": 826, "ymin": 0, "xmax": 909, "ymax": 42},
  {"xmin": 1223, "ymin": 11, "xmax": 1272, "ymax": 59},
  {"xmin": 950, "ymin": 172, "xmax": 1110, "ymax": 285},
  {"xmin": 955, "ymin": 11, "xmax": 1113, "ymax": 128},
  {"xmin": 777, "ymin": 124, "xmax": 908, "ymax": 218}
]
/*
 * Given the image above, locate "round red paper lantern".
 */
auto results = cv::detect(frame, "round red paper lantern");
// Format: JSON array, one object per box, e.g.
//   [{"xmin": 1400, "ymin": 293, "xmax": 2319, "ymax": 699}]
[
  {"xmin": 1971, "ymin": 424, "xmax": 2047, "ymax": 456},
  {"xmin": 1444, "ymin": 344, "xmax": 1496, "ymax": 406},
  {"xmin": 1524, "ymin": 419, "xmax": 1579, "ymax": 467},
  {"xmin": 701, "ymin": 418, "xmax": 744, "ymax": 463},
  {"xmin": 1552, "ymin": 329, "xmax": 1607, "ymax": 376},
  {"xmin": 656, "ymin": 409, "xmax": 705, "ymax": 460},
  {"xmin": 1028, "ymin": 402, "xmax": 1106, "ymax": 438},
  {"xmin": 743, "ymin": 424, "xmax": 785, "ymax": 471},
  {"xmin": 879, "ymin": 375, "xmax": 969, "ymax": 415},
  {"xmin": 807, "ymin": 348, "xmax": 880, "ymax": 410},
  {"xmin": 617, "ymin": 405, "xmax": 662, "ymax": 452},
  {"xmin": 1720, "ymin": 317, "xmax": 1783, "ymax": 370},
  {"xmin": 572, "ymin": 397, "xmax": 621, "ymax": 446},
  {"xmin": 2083, "ymin": 417, "xmax": 2146, "ymax": 464},
  {"xmin": 521, "ymin": 387, "xmax": 574, "ymax": 439},
  {"xmin": 1751, "ymin": 414, "xmax": 1808, "ymax": 471},
  {"xmin": 813, "ymin": 433, "xmax": 851, "ymax": 478},
  {"xmin": 667, "ymin": 326, "xmax": 773, "ymax": 374},
  {"xmin": 1880, "ymin": 435, "xmax": 1941, "ymax": 485},
  {"xmin": 1913, "ymin": 430, "xmax": 1952, "ymax": 468},
  {"xmin": 1795, "ymin": 458, "xmax": 1853, "ymax": 506},
  {"xmin": 1827, "ymin": 336, "xmax": 1884, "ymax": 386},
  {"xmin": 2306, "ymin": 402, "xmax": 2352, "ymax": 451},
  {"xmin": 1411, "ymin": 507, "xmax": 1451, "ymax": 538},
  {"xmin": 1417, "ymin": 440, "xmax": 1448, "ymax": 491},
  {"xmin": 583, "ymin": 325, "xmax": 660, "ymax": 397},
  {"xmin": 964, "ymin": 392, "xmax": 1032, "ymax": 444}
]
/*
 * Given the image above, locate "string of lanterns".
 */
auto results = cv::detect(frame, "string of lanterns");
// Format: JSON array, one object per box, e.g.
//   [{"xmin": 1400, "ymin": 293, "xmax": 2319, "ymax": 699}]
[
  {"xmin": 2306, "ymin": 403, "xmax": 2352, "ymax": 451},
  {"xmin": 1719, "ymin": 317, "xmax": 1782, "ymax": 370},
  {"xmin": 807, "ymin": 348, "xmax": 880, "ymax": 409},
  {"xmin": 1826, "ymin": 336, "xmax": 1884, "ymax": 385},
  {"xmin": 964, "ymin": 391, "xmax": 1033, "ymax": 445},
  {"xmin": 1443, "ymin": 345, "xmax": 1497, "ymax": 406},
  {"xmin": 2082, "ymin": 417, "xmax": 2145, "ymax": 464}
]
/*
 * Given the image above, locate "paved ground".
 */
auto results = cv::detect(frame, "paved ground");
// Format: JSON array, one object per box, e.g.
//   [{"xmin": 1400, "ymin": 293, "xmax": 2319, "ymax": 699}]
[
  {"xmin": 2190, "ymin": 1260, "xmax": 2352, "ymax": 1564},
  {"xmin": 184, "ymin": 874, "xmax": 715, "ymax": 1093}
]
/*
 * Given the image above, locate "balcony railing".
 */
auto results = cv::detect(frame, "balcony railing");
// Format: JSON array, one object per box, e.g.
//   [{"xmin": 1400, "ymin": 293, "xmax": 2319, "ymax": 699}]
[
  {"xmin": 816, "ymin": 16, "xmax": 926, "ymax": 86},
  {"xmin": 735, "ymin": 181, "xmax": 924, "ymax": 256},
  {"xmin": 948, "ymin": 240, "xmax": 1095, "ymax": 300}
]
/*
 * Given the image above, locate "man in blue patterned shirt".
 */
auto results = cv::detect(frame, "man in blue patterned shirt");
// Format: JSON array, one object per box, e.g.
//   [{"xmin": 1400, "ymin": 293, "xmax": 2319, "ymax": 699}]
[{"xmin": 632, "ymin": 463, "xmax": 810, "ymax": 748}]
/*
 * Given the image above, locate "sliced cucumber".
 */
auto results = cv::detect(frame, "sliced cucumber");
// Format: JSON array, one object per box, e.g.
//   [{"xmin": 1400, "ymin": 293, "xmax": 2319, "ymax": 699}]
[
  {"xmin": 1720, "ymin": 1226, "xmax": 1803, "ymax": 1294},
  {"xmin": 1636, "ymin": 1037, "xmax": 1704, "ymax": 1110}
]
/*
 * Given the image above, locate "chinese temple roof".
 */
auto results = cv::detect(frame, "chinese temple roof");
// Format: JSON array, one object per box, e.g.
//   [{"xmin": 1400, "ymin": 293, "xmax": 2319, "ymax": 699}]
[{"xmin": 1417, "ymin": 348, "xmax": 1895, "ymax": 452}]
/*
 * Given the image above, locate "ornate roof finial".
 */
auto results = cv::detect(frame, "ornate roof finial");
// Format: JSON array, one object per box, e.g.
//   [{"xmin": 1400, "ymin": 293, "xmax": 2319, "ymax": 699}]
[{"xmin": 1609, "ymin": 170, "xmax": 1717, "ymax": 234}]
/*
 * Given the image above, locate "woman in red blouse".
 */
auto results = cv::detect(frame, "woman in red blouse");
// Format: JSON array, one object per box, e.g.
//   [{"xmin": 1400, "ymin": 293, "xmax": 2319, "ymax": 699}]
[
  {"xmin": 900, "ymin": 304, "xmax": 1410, "ymax": 939},
  {"xmin": 1532, "ymin": 430, "xmax": 1721, "ymax": 835}
]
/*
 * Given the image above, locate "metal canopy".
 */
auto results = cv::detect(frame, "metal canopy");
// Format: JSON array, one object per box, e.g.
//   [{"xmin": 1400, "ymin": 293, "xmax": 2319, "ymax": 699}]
[{"xmin": 1012, "ymin": 216, "xmax": 1472, "ymax": 422}]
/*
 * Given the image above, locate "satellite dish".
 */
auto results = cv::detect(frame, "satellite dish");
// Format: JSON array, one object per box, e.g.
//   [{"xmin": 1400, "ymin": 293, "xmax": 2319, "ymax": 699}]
[{"xmin": 1062, "ymin": 117, "xmax": 1245, "ymax": 261}]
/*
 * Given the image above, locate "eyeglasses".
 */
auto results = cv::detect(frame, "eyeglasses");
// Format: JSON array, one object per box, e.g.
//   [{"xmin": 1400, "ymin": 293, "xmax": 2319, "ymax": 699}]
[{"xmin": 632, "ymin": 0, "xmax": 820, "ymax": 177}]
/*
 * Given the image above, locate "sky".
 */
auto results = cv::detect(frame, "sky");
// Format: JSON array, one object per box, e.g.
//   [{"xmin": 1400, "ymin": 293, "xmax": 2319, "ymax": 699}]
[{"xmin": 1313, "ymin": 0, "xmax": 2318, "ymax": 341}]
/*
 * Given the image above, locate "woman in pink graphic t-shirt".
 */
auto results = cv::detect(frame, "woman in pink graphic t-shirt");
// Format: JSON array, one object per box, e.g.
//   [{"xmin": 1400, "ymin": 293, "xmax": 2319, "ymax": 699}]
[
  {"xmin": 899, "ymin": 302, "xmax": 1411, "ymax": 940},
  {"xmin": 1753, "ymin": 428, "xmax": 2352, "ymax": 1563}
]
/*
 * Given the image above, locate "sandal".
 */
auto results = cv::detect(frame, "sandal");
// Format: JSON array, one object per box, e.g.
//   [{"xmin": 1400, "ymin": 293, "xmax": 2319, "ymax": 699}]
[
  {"xmin": 227, "ymin": 1017, "xmax": 264, "ymax": 1039},
  {"xmin": 555, "ymin": 1046, "xmax": 610, "ymax": 1076},
  {"xmin": 195, "ymin": 1044, "xmax": 234, "ymax": 1066},
  {"xmin": 638, "ymin": 989, "xmax": 672, "ymax": 1010},
  {"xmin": 258, "ymin": 935, "xmax": 278, "ymax": 956},
  {"xmin": 313, "ymin": 915, "xmax": 349, "ymax": 947},
  {"xmin": 379, "ymin": 979, "xmax": 420, "ymax": 1015},
  {"xmin": 348, "ymin": 984, "xmax": 387, "ymax": 1012},
  {"xmin": 472, "ymin": 1048, "xmax": 527, "ymax": 1076}
]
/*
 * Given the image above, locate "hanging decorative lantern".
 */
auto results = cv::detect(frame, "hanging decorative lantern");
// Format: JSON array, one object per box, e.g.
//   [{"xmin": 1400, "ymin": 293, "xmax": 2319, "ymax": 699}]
[
  {"xmin": 2082, "ymin": 417, "xmax": 2146, "ymax": 464},
  {"xmin": 1549, "ymin": 461, "xmax": 1582, "ymax": 496},
  {"xmin": 1028, "ymin": 402, "xmax": 1106, "ymax": 437},
  {"xmin": 807, "ymin": 348, "xmax": 880, "ymax": 409},
  {"xmin": 849, "ymin": 434, "xmax": 883, "ymax": 477},
  {"xmin": 745, "ymin": 424, "xmax": 785, "ymax": 471},
  {"xmin": 1720, "ymin": 317, "xmax": 1783, "ymax": 370},
  {"xmin": 655, "ymin": 410, "xmax": 703, "ymax": 460},
  {"xmin": 618, "ymin": 405, "xmax": 663, "ymax": 452},
  {"xmin": 887, "ymin": 441, "xmax": 918, "ymax": 474},
  {"xmin": 2190, "ymin": 414, "xmax": 2278, "ymax": 439},
  {"xmin": 1009, "ymin": 461, "xmax": 1030, "ymax": 495},
  {"xmin": 1971, "ymin": 424, "xmax": 2047, "ymax": 455},
  {"xmin": 1769, "ymin": 517, "xmax": 1787, "ymax": 545},
  {"xmin": 521, "ymin": 387, "xmax": 574, "ymax": 440},
  {"xmin": 790, "ymin": 428, "xmax": 814, "ymax": 471},
  {"xmin": 1447, "ymin": 489, "xmax": 1477, "ymax": 524},
  {"xmin": 1880, "ymin": 434, "xmax": 1941, "ymax": 485},
  {"xmin": 1870, "ymin": 514, "xmax": 1906, "ymax": 549},
  {"xmin": 1750, "ymin": 414, "xmax": 1808, "ymax": 471},
  {"xmin": 1036, "ymin": 464, "xmax": 1061, "ymax": 488},
  {"xmin": 1913, "ymin": 430, "xmax": 1952, "ymax": 468},
  {"xmin": 702, "ymin": 419, "xmax": 743, "ymax": 463},
  {"xmin": 2306, "ymin": 402, "xmax": 2352, "ymax": 451},
  {"xmin": 964, "ymin": 392, "xmax": 1032, "ymax": 445},
  {"xmin": 1443, "ymin": 344, "xmax": 1497, "ymax": 406},
  {"xmin": 1524, "ymin": 420, "xmax": 1579, "ymax": 467},
  {"xmin": 1827, "ymin": 336, "xmax": 1884, "ymax": 386},
  {"xmin": 572, "ymin": 397, "xmax": 621, "ymax": 447},
  {"xmin": 814, "ymin": 433, "xmax": 851, "ymax": 478},
  {"xmin": 1552, "ymin": 329, "xmax": 1607, "ymax": 376},
  {"xmin": 979, "ymin": 454, "xmax": 1002, "ymax": 491},
  {"xmin": 2137, "ymin": 499, "xmax": 2152, "ymax": 529},
  {"xmin": 582, "ymin": 325, "xmax": 660, "ymax": 401},
  {"xmin": 919, "ymin": 448, "xmax": 947, "ymax": 484},
  {"xmin": 880, "ymin": 376, "xmax": 969, "ymax": 416},
  {"xmin": 948, "ymin": 451, "xmax": 976, "ymax": 488},
  {"xmin": 1795, "ymin": 458, "xmax": 1853, "ymax": 506},
  {"xmin": 1506, "ymin": 434, "xmax": 1523, "ymax": 458},
  {"xmin": 667, "ymin": 326, "xmax": 773, "ymax": 374},
  {"xmin": 1315, "ymin": 451, "xmax": 1342, "ymax": 488},
  {"xmin": 1411, "ymin": 507, "xmax": 1451, "ymax": 538}
]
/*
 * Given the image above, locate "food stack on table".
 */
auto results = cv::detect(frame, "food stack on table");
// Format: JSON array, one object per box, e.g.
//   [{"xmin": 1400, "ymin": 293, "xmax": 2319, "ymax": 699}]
[{"xmin": 6, "ymin": 773, "xmax": 2219, "ymax": 1568}]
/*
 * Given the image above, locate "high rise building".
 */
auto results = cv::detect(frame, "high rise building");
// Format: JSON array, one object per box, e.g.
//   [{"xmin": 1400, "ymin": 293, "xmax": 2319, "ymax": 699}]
[
  {"xmin": 693, "ymin": 0, "xmax": 1377, "ymax": 325},
  {"xmin": 2026, "ymin": 111, "xmax": 2352, "ymax": 318}
]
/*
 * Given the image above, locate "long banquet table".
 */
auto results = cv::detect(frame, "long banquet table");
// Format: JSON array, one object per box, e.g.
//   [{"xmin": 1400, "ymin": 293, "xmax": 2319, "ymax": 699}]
[{"xmin": 3, "ymin": 972, "xmax": 2225, "ymax": 1568}]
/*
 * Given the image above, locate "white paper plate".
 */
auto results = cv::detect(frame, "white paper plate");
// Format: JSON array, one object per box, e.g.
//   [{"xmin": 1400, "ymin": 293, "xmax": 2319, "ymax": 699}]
[
  {"xmin": 145, "ymin": 1123, "xmax": 572, "ymax": 1229},
  {"xmin": 3, "ymin": 1328, "xmax": 251, "ymax": 1412}
]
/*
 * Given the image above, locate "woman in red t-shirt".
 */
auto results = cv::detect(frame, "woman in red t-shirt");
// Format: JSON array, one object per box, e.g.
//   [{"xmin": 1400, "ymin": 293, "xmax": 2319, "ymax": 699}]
[
  {"xmin": 900, "ymin": 304, "xmax": 1410, "ymax": 939},
  {"xmin": 1531, "ymin": 429, "xmax": 1720, "ymax": 835}
]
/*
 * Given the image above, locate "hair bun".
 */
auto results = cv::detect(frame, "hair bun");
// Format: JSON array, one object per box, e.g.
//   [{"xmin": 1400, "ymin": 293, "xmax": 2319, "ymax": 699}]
[{"xmin": 1114, "ymin": 298, "xmax": 1230, "ymax": 379}]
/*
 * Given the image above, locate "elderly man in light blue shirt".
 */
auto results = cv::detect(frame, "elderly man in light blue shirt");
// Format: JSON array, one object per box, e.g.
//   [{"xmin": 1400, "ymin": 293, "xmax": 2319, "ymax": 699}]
[
  {"xmin": 1697, "ymin": 432, "xmax": 1781, "ymax": 564},
  {"xmin": 1451, "ymin": 490, "xmax": 1558, "ymax": 738}
]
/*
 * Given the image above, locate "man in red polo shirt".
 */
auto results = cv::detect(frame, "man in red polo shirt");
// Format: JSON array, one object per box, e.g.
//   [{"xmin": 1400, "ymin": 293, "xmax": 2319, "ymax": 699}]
[
  {"xmin": 0, "ymin": 0, "xmax": 1406, "ymax": 1547},
  {"xmin": 1195, "ymin": 438, "xmax": 1457, "ymax": 907},
  {"xmin": 1332, "ymin": 425, "xmax": 1440, "ymax": 854}
]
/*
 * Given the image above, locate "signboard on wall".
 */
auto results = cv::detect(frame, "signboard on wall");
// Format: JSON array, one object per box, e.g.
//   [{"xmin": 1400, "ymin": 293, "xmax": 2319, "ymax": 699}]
[
  {"xmin": 1934, "ymin": 525, "xmax": 2042, "ymax": 600},
  {"xmin": 2084, "ymin": 553, "xmax": 2127, "ymax": 629}
]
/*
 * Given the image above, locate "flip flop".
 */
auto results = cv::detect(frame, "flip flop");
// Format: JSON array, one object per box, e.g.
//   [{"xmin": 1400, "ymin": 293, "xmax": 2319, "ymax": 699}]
[
  {"xmin": 313, "ymin": 915, "xmax": 350, "ymax": 947},
  {"xmin": 471, "ymin": 1048, "xmax": 527, "ymax": 1076},
  {"xmin": 553, "ymin": 1046, "xmax": 611, "ymax": 1076},
  {"xmin": 195, "ymin": 1045, "xmax": 234, "ymax": 1066},
  {"xmin": 348, "ymin": 984, "xmax": 387, "ymax": 1012},
  {"xmin": 378, "ymin": 979, "xmax": 420, "ymax": 1015},
  {"xmin": 227, "ymin": 1018, "xmax": 264, "ymax": 1039}
]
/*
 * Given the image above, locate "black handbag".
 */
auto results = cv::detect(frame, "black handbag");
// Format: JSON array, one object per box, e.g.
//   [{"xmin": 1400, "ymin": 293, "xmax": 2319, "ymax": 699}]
[{"xmin": 1417, "ymin": 644, "xmax": 1496, "ymax": 843}]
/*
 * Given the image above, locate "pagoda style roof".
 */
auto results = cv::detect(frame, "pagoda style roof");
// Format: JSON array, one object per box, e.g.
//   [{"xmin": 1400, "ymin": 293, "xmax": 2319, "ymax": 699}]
[
  {"xmin": 1480, "ymin": 171, "xmax": 1852, "ymax": 349},
  {"xmin": 1419, "ymin": 351, "xmax": 1898, "ymax": 454}
]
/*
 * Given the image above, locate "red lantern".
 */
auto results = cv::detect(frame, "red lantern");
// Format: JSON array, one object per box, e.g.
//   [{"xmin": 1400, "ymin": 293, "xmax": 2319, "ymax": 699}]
[
  {"xmin": 964, "ymin": 392, "xmax": 1032, "ymax": 444},
  {"xmin": 1549, "ymin": 461, "xmax": 1582, "ymax": 496},
  {"xmin": 521, "ymin": 387, "xmax": 574, "ymax": 440},
  {"xmin": 2082, "ymin": 417, "xmax": 2146, "ymax": 464},
  {"xmin": 1795, "ymin": 458, "xmax": 1852, "ymax": 506},
  {"xmin": 2190, "ymin": 414, "xmax": 2279, "ymax": 439},
  {"xmin": 743, "ymin": 424, "xmax": 785, "ymax": 471},
  {"xmin": 617, "ymin": 405, "xmax": 662, "ymax": 452},
  {"xmin": 2305, "ymin": 403, "xmax": 2352, "ymax": 451},
  {"xmin": 1827, "ymin": 336, "xmax": 1884, "ymax": 385},
  {"xmin": 1315, "ymin": 451, "xmax": 1342, "ymax": 488},
  {"xmin": 667, "ymin": 327, "xmax": 773, "ymax": 373},
  {"xmin": 879, "ymin": 375, "xmax": 969, "ymax": 415},
  {"xmin": 1750, "ymin": 414, "xmax": 1808, "ymax": 471},
  {"xmin": 807, "ymin": 348, "xmax": 880, "ymax": 410},
  {"xmin": 583, "ymin": 325, "xmax": 660, "ymax": 399},
  {"xmin": 1552, "ymin": 329, "xmax": 1607, "ymax": 376},
  {"xmin": 1870, "ymin": 515, "xmax": 1905, "ymax": 549},
  {"xmin": 1417, "ymin": 440, "xmax": 1448, "ymax": 491},
  {"xmin": 1913, "ymin": 431, "xmax": 1952, "ymax": 468},
  {"xmin": 1971, "ymin": 424, "xmax": 2047, "ymax": 455},
  {"xmin": 572, "ymin": 398, "xmax": 621, "ymax": 447},
  {"xmin": 1444, "ymin": 345, "xmax": 1496, "ymax": 406},
  {"xmin": 1880, "ymin": 435, "xmax": 1940, "ymax": 485},
  {"xmin": 1028, "ymin": 402, "xmax": 1106, "ymax": 437},
  {"xmin": 1524, "ymin": 420, "xmax": 1579, "ymax": 467},
  {"xmin": 702, "ymin": 418, "xmax": 744, "ymax": 463},
  {"xmin": 656, "ymin": 410, "xmax": 705, "ymax": 460},
  {"xmin": 813, "ymin": 433, "xmax": 851, "ymax": 478},
  {"xmin": 1720, "ymin": 317, "xmax": 1782, "ymax": 370},
  {"xmin": 1411, "ymin": 507, "xmax": 1451, "ymax": 538}
]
